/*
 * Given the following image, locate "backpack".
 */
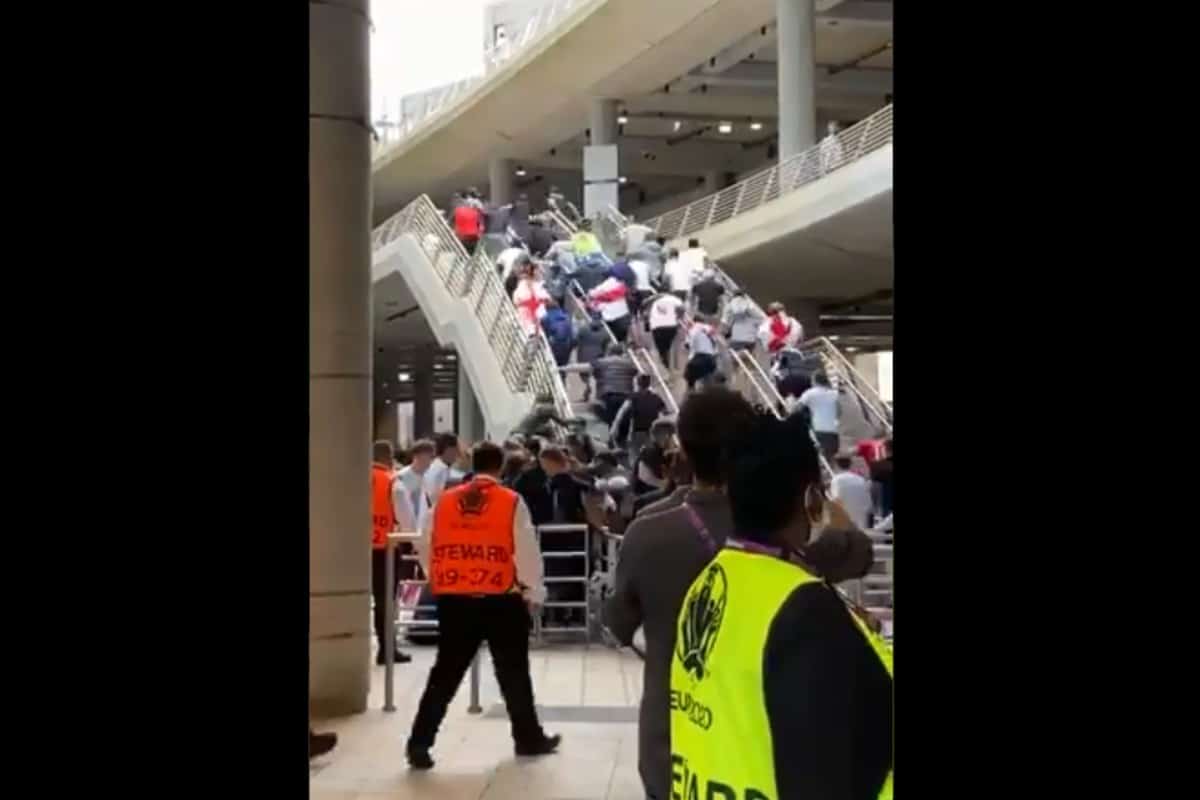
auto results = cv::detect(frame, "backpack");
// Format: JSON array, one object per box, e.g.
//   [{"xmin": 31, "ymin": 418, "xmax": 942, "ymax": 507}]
[
  {"xmin": 543, "ymin": 310, "xmax": 574, "ymax": 345},
  {"xmin": 453, "ymin": 205, "xmax": 483, "ymax": 239}
]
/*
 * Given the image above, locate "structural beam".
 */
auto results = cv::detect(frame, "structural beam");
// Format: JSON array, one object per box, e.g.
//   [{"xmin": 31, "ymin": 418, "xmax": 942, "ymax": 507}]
[
  {"xmin": 309, "ymin": 0, "xmax": 372, "ymax": 717},
  {"xmin": 777, "ymin": 0, "xmax": 818, "ymax": 159}
]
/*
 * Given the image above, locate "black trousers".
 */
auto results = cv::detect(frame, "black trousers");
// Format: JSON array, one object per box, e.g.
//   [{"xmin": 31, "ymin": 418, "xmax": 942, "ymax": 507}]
[
  {"xmin": 601, "ymin": 392, "xmax": 628, "ymax": 426},
  {"xmin": 652, "ymin": 326, "xmax": 677, "ymax": 367},
  {"xmin": 371, "ymin": 548, "xmax": 403, "ymax": 654},
  {"xmin": 816, "ymin": 431, "xmax": 840, "ymax": 461},
  {"xmin": 408, "ymin": 594, "xmax": 544, "ymax": 749},
  {"xmin": 684, "ymin": 353, "xmax": 718, "ymax": 390},
  {"xmin": 608, "ymin": 314, "xmax": 631, "ymax": 344}
]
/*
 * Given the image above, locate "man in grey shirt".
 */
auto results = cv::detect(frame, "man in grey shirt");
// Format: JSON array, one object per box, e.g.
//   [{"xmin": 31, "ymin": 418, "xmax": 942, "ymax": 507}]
[
  {"xmin": 605, "ymin": 389, "xmax": 875, "ymax": 800},
  {"xmin": 603, "ymin": 389, "xmax": 754, "ymax": 800}
]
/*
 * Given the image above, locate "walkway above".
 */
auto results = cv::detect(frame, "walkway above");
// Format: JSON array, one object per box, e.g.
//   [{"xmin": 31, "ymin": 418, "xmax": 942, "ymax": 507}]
[
  {"xmin": 371, "ymin": 0, "xmax": 778, "ymax": 224},
  {"xmin": 616, "ymin": 104, "xmax": 892, "ymax": 301}
]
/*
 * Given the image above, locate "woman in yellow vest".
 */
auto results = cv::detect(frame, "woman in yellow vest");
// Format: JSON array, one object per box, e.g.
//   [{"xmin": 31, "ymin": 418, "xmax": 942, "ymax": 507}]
[{"xmin": 669, "ymin": 413, "xmax": 893, "ymax": 800}]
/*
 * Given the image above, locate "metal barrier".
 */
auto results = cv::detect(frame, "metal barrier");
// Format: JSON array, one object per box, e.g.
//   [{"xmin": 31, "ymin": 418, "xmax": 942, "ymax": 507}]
[
  {"xmin": 382, "ymin": 532, "xmax": 482, "ymax": 715},
  {"xmin": 535, "ymin": 523, "xmax": 592, "ymax": 642}
]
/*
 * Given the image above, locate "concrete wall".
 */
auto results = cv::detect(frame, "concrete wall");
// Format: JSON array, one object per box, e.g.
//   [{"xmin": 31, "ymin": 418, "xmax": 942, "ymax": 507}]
[
  {"xmin": 852, "ymin": 351, "xmax": 893, "ymax": 402},
  {"xmin": 373, "ymin": 235, "xmax": 533, "ymax": 439}
]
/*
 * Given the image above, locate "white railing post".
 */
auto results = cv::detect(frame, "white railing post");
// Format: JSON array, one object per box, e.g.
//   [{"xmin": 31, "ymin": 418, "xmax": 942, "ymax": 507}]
[
  {"xmin": 678, "ymin": 206, "xmax": 692, "ymax": 239},
  {"xmin": 705, "ymin": 195, "xmax": 718, "ymax": 228},
  {"xmin": 732, "ymin": 182, "xmax": 747, "ymax": 217},
  {"xmin": 854, "ymin": 115, "xmax": 875, "ymax": 160}
]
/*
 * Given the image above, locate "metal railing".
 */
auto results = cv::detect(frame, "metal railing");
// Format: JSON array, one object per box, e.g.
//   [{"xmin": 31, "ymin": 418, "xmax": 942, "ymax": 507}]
[
  {"xmin": 372, "ymin": 0, "xmax": 591, "ymax": 159},
  {"xmin": 639, "ymin": 103, "xmax": 893, "ymax": 241},
  {"xmin": 536, "ymin": 523, "xmax": 592, "ymax": 641},
  {"xmin": 373, "ymin": 194, "xmax": 574, "ymax": 425},
  {"xmin": 382, "ymin": 531, "xmax": 483, "ymax": 714},
  {"xmin": 800, "ymin": 337, "xmax": 893, "ymax": 435}
]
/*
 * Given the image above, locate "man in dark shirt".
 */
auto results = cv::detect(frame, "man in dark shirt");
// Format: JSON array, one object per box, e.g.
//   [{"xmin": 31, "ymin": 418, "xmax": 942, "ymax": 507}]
[
  {"xmin": 691, "ymin": 271, "xmax": 725, "ymax": 320},
  {"xmin": 512, "ymin": 438, "xmax": 552, "ymax": 525},
  {"xmin": 540, "ymin": 445, "xmax": 593, "ymax": 627},
  {"xmin": 612, "ymin": 374, "xmax": 667, "ymax": 459},
  {"xmin": 603, "ymin": 390, "xmax": 753, "ymax": 800}
]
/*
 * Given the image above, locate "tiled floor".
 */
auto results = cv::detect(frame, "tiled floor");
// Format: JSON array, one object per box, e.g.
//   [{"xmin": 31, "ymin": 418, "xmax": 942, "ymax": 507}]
[{"xmin": 311, "ymin": 642, "xmax": 647, "ymax": 800}]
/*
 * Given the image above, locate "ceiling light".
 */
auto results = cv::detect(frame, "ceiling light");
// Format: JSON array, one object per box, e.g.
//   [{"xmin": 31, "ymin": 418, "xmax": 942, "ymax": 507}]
[
  {"xmin": 750, "ymin": 120, "xmax": 763, "ymax": 131},
  {"xmin": 397, "ymin": 371, "xmax": 412, "ymax": 382},
  {"xmin": 618, "ymin": 176, "xmax": 628, "ymax": 184},
  {"xmin": 829, "ymin": 335, "xmax": 840, "ymax": 341},
  {"xmin": 673, "ymin": 120, "xmax": 682, "ymax": 132},
  {"xmin": 717, "ymin": 121, "xmax": 733, "ymax": 134},
  {"xmin": 845, "ymin": 346, "xmax": 859, "ymax": 353},
  {"xmin": 515, "ymin": 167, "xmax": 527, "ymax": 177},
  {"xmin": 617, "ymin": 114, "xmax": 629, "ymax": 124}
]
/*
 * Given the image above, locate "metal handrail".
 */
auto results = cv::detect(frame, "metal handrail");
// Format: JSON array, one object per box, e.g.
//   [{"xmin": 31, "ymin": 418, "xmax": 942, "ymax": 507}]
[
  {"xmin": 372, "ymin": 195, "xmax": 572, "ymax": 423},
  {"xmin": 545, "ymin": 208, "xmax": 578, "ymax": 237},
  {"xmin": 640, "ymin": 104, "xmax": 893, "ymax": 240},
  {"xmin": 801, "ymin": 337, "xmax": 893, "ymax": 434},
  {"xmin": 595, "ymin": 207, "xmax": 891, "ymax": 440},
  {"xmin": 372, "ymin": 0, "xmax": 589, "ymax": 158},
  {"xmin": 633, "ymin": 346, "xmax": 679, "ymax": 417}
]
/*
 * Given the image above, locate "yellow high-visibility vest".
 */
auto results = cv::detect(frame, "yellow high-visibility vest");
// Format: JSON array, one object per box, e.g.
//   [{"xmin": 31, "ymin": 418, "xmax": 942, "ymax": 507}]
[{"xmin": 669, "ymin": 547, "xmax": 893, "ymax": 800}]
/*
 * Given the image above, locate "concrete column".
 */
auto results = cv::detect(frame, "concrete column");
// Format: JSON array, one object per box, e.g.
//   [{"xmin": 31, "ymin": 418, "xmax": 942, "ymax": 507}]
[
  {"xmin": 776, "ymin": 0, "xmax": 818, "ymax": 160},
  {"xmin": 589, "ymin": 98, "xmax": 619, "ymax": 146},
  {"xmin": 412, "ymin": 345, "xmax": 435, "ymax": 438},
  {"xmin": 309, "ymin": 0, "xmax": 372, "ymax": 716},
  {"xmin": 585, "ymin": 99, "xmax": 620, "ymax": 218},
  {"xmin": 489, "ymin": 157, "xmax": 515, "ymax": 207},
  {"xmin": 703, "ymin": 169, "xmax": 730, "ymax": 194},
  {"xmin": 456, "ymin": 361, "xmax": 486, "ymax": 444}
]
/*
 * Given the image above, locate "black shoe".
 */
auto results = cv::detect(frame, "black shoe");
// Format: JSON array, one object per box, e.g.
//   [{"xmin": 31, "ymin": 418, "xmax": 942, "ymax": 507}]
[
  {"xmin": 515, "ymin": 733, "xmax": 561, "ymax": 757},
  {"xmin": 406, "ymin": 745, "xmax": 434, "ymax": 770},
  {"xmin": 309, "ymin": 731, "xmax": 338, "ymax": 759},
  {"xmin": 377, "ymin": 649, "xmax": 413, "ymax": 665}
]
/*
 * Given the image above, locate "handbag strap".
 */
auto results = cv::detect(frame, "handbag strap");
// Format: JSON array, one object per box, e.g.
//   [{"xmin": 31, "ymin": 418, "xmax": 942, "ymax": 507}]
[{"xmin": 681, "ymin": 502, "xmax": 717, "ymax": 555}]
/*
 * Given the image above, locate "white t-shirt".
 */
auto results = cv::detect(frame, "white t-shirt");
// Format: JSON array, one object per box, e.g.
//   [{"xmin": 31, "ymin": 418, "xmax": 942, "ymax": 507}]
[
  {"xmin": 497, "ymin": 247, "xmax": 526, "ymax": 280},
  {"xmin": 798, "ymin": 386, "xmax": 839, "ymax": 433},
  {"xmin": 687, "ymin": 323, "xmax": 718, "ymax": 357},
  {"xmin": 395, "ymin": 465, "xmax": 428, "ymax": 524},
  {"xmin": 648, "ymin": 294, "xmax": 685, "ymax": 329},
  {"xmin": 422, "ymin": 457, "xmax": 452, "ymax": 507},
  {"xmin": 628, "ymin": 258, "xmax": 652, "ymax": 291},
  {"xmin": 588, "ymin": 276, "xmax": 630, "ymax": 322},
  {"xmin": 679, "ymin": 247, "xmax": 708, "ymax": 284},
  {"xmin": 830, "ymin": 470, "xmax": 873, "ymax": 530},
  {"xmin": 664, "ymin": 258, "xmax": 692, "ymax": 293},
  {"xmin": 512, "ymin": 278, "xmax": 551, "ymax": 335}
]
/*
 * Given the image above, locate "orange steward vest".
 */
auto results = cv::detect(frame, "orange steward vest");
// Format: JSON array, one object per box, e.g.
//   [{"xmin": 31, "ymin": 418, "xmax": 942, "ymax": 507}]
[
  {"xmin": 430, "ymin": 477, "xmax": 518, "ymax": 595},
  {"xmin": 371, "ymin": 463, "xmax": 395, "ymax": 550}
]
